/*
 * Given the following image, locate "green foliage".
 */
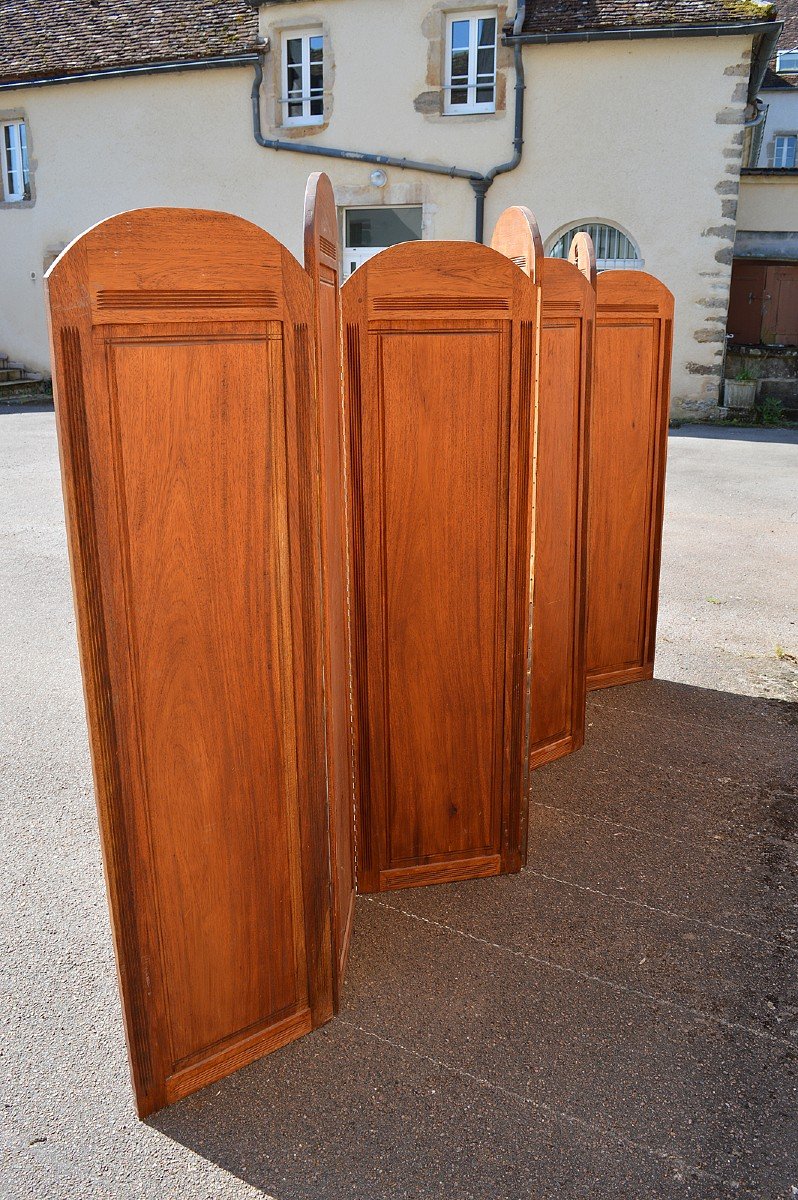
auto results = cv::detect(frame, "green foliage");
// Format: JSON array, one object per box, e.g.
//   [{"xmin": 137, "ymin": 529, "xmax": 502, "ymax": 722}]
[{"xmin": 757, "ymin": 396, "xmax": 784, "ymax": 426}]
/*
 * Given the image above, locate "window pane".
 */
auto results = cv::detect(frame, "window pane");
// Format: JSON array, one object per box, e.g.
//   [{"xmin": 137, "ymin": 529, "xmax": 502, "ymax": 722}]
[
  {"xmin": 310, "ymin": 97, "xmax": 323, "ymax": 117},
  {"xmin": 478, "ymin": 18, "xmax": 496, "ymax": 45},
  {"xmin": 309, "ymin": 62, "xmax": 323, "ymax": 92},
  {"xmin": 476, "ymin": 47, "xmax": 494, "ymax": 75},
  {"xmin": 309, "ymin": 35, "xmax": 323, "ymax": 61},
  {"xmin": 451, "ymin": 48, "xmax": 468, "ymax": 81},
  {"xmin": 476, "ymin": 85, "xmax": 494, "ymax": 104},
  {"xmin": 777, "ymin": 136, "xmax": 798, "ymax": 167},
  {"xmin": 774, "ymin": 137, "xmax": 791, "ymax": 167},
  {"xmin": 286, "ymin": 37, "xmax": 302, "ymax": 66},
  {"xmin": 287, "ymin": 64, "xmax": 303, "ymax": 95},
  {"xmin": 3, "ymin": 124, "xmax": 21, "ymax": 196},
  {"xmin": 450, "ymin": 87, "xmax": 468, "ymax": 106},
  {"xmin": 451, "ymin": 19, "xmax": 470, "ymax": 50},
  {"xmin": 19, "ymin": 123, "xmax": 28, "ymax": 189},
  {"xmin": 777, "ymin": 50, "xmax": 798, "ymax": 72},
  {"xmin": 345, "ymin": 207, "xmax": 423, "ymax": 248}
]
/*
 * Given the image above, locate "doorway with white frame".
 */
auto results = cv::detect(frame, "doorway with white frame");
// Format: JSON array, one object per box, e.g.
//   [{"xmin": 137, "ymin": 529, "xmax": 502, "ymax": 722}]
[{"xmin": 342, "ymin": 206, "xmax": 423, "ymax": 278}]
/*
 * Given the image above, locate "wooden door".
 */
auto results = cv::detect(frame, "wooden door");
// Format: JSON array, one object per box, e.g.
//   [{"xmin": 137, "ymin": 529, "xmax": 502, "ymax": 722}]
[
  {"xmin": 586, "ymin": 271, "xmax": 674, "ymax": 690},
  {"xmin": 342, "ymin": 242, "xmax": 538, "ymax": 892},
  {"xmin": 728, "ymin": 261, "xmax": 766, "ymax": 345},
  {"xmin": 491, "ymin": 211, "xmax": 593, "ymax": 769},
  {"xmin": 763, "ymin": 264, "xmax": 798, "ymax": 346},
  {"xmin": 304, "ymin": 174, "xmax": 355, "ymax": 1004},
  {"xmin": 45, "ymin": 209, "xmax": 334, "ymax": 1116}
]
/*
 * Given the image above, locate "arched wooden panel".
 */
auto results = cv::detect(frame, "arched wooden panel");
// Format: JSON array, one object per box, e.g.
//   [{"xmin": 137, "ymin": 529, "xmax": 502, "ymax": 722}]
[
  {"xmin": 342, "ymin": 241, "xmax": 538, "ymax": 893},
  {"xmin": 491, "ymin": 204, "xmax": 543, "ymax": 281},
  {"xmin": 45, "ymin": 209, "xmax": 333, "ymax": 1116},
  {"xmin": 568, "ymin": 231, "xmax": 597, "ymax": 288},
  {"xmin": 492, "ymin": 210, "xmax": 593, "ymax": 769},
  {"xmin": 304, "ymin": 174, "xmax": 355, "ymax": 1005},
  {"xmin": 587, "ymin": 271, "xmax": 674, "ymax": 690}
]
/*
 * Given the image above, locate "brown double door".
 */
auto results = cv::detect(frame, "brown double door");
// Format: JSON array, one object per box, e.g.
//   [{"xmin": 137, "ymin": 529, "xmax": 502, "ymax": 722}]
[{"xmin": 728, "ymin": 260, "xmax": 798, "ymax": 346}]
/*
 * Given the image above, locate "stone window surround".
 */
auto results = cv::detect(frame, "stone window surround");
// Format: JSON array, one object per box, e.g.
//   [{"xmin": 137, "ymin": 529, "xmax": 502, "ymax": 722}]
[
  {"xmin": 0, "ymin": 108, "xmax": 35, "ymax": 209},
  {"xmin": 333, "ymin": 181, "xmax": 436, "ymax": 247},
  {"xmin": 544, "ymin": 218, "xmax": 644, "ymax": 269},
  {"xmin": 262, "ymin": 16, "xmax": 335, "ymax": 139},
  {"xmin": 417, "ymin": 2, "xmax": 510, "ymax": 122}
]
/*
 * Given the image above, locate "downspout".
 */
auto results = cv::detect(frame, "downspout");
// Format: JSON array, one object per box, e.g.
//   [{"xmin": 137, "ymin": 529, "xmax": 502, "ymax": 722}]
[
  {"xmin": 747, "ymin": 21, "xmax": 783, "ymax": 103},
  {"xmin": 743, "ymin": 98, "xmax": 767, "ymax": 128},
  {"xmin": 250, "ymin": 5, "xmax": 527, "ymax": 242},
  {"xmin": 473, "ymin": 3, "xmax": 528, "ymax": 242}
]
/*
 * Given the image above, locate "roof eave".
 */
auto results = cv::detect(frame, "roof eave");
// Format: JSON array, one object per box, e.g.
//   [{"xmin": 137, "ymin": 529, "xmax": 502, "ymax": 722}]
[
  {"xmin": 0, "ymin": 52, "xmax": 260, "ymax": 93},
  {"xmin": 504, "ymin": 19, "xmax": 781, "ymax": 45}
]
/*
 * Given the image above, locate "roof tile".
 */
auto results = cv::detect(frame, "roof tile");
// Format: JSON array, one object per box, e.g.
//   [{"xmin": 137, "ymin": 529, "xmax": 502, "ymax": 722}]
[
  {"xmin": 0, "ymin": 1, "xmax": 258, "ymax": 86},
  {"xmin": 521, "ymin": 0, "xmax": 778, "ymax": 35}
]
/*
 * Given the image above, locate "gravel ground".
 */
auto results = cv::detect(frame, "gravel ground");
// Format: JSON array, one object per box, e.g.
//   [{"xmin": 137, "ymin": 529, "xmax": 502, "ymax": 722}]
[{"xmin": 1, "ymin": 412, "xmax": 796, "ymax": 1199}]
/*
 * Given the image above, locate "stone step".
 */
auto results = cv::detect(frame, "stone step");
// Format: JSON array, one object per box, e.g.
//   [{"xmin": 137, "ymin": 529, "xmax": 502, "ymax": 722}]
[{"xmin": 0, "ymin": 376, "xmax": 46, "ymax": 396}]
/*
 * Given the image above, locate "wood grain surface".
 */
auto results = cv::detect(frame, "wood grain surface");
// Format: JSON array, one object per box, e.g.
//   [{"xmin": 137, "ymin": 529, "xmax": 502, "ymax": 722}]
[
  {"xmin": 304, "ymin": 174, "xmax": 356, "ymax": 1006},
  {"xmin": 342, "ymin": 241, "xmax": 538, "ymax": 892},
  {"xmin": 492, "ymin": 209, "xmax": 593, "ymax": 769},
  {"xmin": 45, "ymin": 208, "xmax": 334, "ymax": 1116},
  {"xmin": 587, "ymin": 270, "xmax": 674, "ymax": 690}
]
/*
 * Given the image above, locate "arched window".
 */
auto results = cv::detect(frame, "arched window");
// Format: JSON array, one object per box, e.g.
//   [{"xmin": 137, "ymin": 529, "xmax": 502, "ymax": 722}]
[{"xmin": 549, "ymin": 222, "xmax": 643, "ymax": 271}]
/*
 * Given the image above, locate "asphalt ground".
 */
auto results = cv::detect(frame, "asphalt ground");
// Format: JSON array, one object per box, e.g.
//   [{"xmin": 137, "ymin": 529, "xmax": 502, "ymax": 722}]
[{"xmin": 2, "ymin": 413, "xmax": 797, "ymax": 1199}]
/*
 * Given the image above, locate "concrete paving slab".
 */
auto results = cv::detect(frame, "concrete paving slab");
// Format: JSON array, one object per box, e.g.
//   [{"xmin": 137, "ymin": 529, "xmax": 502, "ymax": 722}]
[
  {"xmin": 376, "ymin": 871, "xmax": 798, "ymax": 1039},
  {"xmin": 342, "ymin": 898, "xmax": 796, "ymax": 1194},
  {"xmin": 2, "ymin": 413, "xmax": 797, "ymax": 1198}
]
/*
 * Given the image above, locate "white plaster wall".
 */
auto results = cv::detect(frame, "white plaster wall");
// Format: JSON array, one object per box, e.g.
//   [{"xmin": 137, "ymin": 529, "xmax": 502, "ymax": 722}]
[
  {"xmin": 737, "ymin": 175, "xmax": 798, "ymax": 229},
  {"xmin": 0, "ymin": 14, "xmax": 753, "ymax": 416},
  {"xmin": 490, "ymin": 36, "xmax": 751, "ymax": 416}
]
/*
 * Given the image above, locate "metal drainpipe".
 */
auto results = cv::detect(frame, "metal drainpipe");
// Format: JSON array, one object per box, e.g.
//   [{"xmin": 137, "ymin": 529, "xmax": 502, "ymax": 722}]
[
  {"xmin": 473, "ymin": 40, "xmax": 526, "ymax": 242},
  {"xmin": 743, "ymin": 98, "xmax": 767, "ymax": 128},
  {"xmin": 250, "ymin": 9, "xmax": 526, "ymax": 243}
]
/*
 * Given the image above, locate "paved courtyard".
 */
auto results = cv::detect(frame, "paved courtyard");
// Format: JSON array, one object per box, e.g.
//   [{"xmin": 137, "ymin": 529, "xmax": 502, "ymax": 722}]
[{"xmin": 2, "ymin": 413, "xmax": 797, "ymax": 1199}]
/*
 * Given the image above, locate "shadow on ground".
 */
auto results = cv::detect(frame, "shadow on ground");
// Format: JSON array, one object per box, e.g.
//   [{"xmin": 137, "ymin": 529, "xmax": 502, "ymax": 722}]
[
  {"xmin": 152, "ymin": 680, "xmax": 798, "ymax": 1200},
  {"xmin": 670, "ymin": 424, "xmax": 798, "ymax": 446}
]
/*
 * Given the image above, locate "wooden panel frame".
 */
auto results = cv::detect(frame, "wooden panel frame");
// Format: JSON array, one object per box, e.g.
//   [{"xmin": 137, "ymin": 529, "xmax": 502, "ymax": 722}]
[
  {"xmin": 342, "ymin": 240, "xmax": 538, "ymax": 893},
  {"xmin": 586, "ymin": 270, "xmax": 674, "ymax": 691},
  {"xmin": 492, "ymin": 209, "xmax": 594, "ymax": 769},
  {"xmin": 303, "ymin": 173, "xmax": 356, "ymax": 1005},
  {"xmin": 45, "ymin": 208, "xmax": 334, "ymax": 1116},
  {"xmin": 568, "ymin": 231, "xmax": 597, "ymax": 288}
]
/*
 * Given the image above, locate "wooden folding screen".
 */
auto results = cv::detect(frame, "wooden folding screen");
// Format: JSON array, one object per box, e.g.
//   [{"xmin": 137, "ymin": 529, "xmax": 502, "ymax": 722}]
[
  {"xmin": 586, "ymin": 271, "xmax": 674, "ymax": 690},
  {"xmin": 492, "ymin": 210, "xmax": 594, "ymax": 768},
  {"xmin": 45, "ymin": 209, "xmax": 336, "ymax": 1116},
  {"xmin": 341, "ymin": 242, "xmax": 538, "ymax": 892},
  {"xmin": 45, "ymin": 185, "xmax": 676, "ymax": 1119},
  {"xmin": 303, "ymin": 175, "xmax": 355, "ymax": 1002}
]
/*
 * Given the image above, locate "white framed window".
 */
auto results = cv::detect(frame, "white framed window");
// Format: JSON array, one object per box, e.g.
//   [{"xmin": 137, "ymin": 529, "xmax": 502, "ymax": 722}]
[
  {"xmin": 2, "ymin": 120, "xmax": 29, "ymax": 203},
  {"xmin": 773, "ymin": 134, "xmax": 797, "ymax": 168},
  {"xmin": 343, "ymin": 206, "xmax": 423, "ymax": 278},
  {"xmin": 444, "ymin": 11, "xmax": 497, "ymax": 115},
  {"xmin": 281, "ymin": 29, "xmax": 324, "ymax": 126},
  {"xmin": 550, "ymin": 222, "xmax": 643, "ymax": 271},
  {"xmin": 776, "ymin": 50, "xmax": 798, "ymax": 73}
]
